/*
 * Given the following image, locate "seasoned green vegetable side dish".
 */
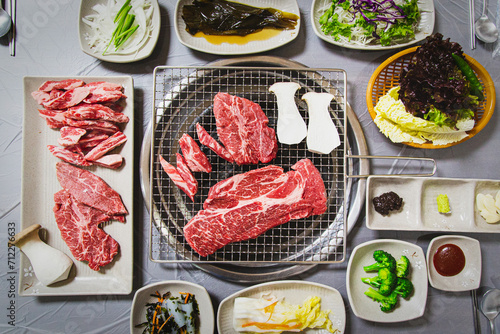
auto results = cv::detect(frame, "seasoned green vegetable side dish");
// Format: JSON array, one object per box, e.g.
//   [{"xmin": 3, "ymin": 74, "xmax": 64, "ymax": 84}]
[
  {"xmin": 136, "ymin": 291, "xmax": 200, "ymax": 334},
  {"xmin": 182, "ymin": 0, "xmax": 299, "ymax": 36},
  {"xmin": 319, "ymin": 0, "xmax": 420, "ymax": 46}
]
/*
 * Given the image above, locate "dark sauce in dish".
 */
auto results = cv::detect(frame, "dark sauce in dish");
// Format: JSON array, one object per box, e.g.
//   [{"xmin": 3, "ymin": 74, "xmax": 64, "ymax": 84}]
[
  {"xmin": 433, "ymin": 243, "xmax": 466, "ymax": 276},
  {"xmin": 372, "ymin": 191, "xmax": 403, "ymax": 215}
]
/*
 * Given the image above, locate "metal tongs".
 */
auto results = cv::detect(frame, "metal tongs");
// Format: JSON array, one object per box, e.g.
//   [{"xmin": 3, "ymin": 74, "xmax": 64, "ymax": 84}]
[{"xmin": 346, "ymin": 155, "xmax": 437, "ymax": 178}]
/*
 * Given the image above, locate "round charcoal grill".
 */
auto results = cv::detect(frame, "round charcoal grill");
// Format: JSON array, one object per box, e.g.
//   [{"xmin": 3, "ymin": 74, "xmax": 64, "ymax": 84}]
[{"xmin": 140, "ymin": 56, "xmax": 369, "ymax": 282}]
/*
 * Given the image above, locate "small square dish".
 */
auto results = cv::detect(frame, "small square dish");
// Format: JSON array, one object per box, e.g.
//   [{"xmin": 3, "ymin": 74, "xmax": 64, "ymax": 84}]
[
  {"xmin": 79, "ymin": 0, "xmax": 161, "ymax": 63},
  {"xmin": 130, "ymin": 280, "xmax": 214, "ymax": 334},
  {"xmin": 346, "ymin": 239, "xmax": 428, "ymax": 323},
  {"xmin": 426, "ymin": 235, "xmax": 481, "ymax": 291}
]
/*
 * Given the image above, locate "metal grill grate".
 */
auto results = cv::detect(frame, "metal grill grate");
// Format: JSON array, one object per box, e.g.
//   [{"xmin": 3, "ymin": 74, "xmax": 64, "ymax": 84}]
[{"xmin": 150, "ymin": 66, "xmax": 347, "ymax": 264}]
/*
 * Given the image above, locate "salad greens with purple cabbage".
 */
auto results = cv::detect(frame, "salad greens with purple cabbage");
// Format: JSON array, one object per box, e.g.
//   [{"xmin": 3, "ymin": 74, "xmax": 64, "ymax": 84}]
[{"xmin": 319, "ymin": 0, "xmax": 420, "ymax": 46}]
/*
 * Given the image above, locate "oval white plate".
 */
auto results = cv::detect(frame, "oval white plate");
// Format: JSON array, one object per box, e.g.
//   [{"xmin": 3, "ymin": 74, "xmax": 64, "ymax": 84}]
[
  {"xmin": 217, "ymin": 280, "xmax": 345, "ymax": 333},
  {"xmin": 427, "ymin": 235, "xmax": 481, "ymax": 292},
  {"xmin": 130, "ymin": 280, "xmax": 214, "ymax": 334},
  {"xmin": 311, "ymin": 0, "xmax": 435, "ymax": 50},
  {"xmin": 79, "ymin": 0, "xmax": 161, "ymax": 63},
  {"xmin": 174, "ymin": 0, "xmax": 300, "ymax": 55},
  {"xmin": 346, "ymin": 239, "xmax": 428, "ymax": 323}
]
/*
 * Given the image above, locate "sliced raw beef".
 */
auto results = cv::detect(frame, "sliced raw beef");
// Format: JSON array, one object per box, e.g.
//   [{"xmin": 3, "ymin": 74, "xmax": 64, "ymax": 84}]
[
  {"xmin": 65, "ymin": 104, "xmax": 129, "ymax": 123},
  {"xmin": 49, "ymin": 89, "xmax": 65, "ymax": 100},
  {"xmin": 83, "ymin": 82, "xmax": 125, "ymax": 104},
  {"xmin": 196, "ymin": 123, "xmax": 234, "ymax": 163},
  {"xmin": 213, "ymin": 92, "xmax": 277, "ymax": 165},
  {"xmin": 178, "ymin": 133, "xmax": 212, "ymax": 173},
  {"xmin": 65, "ymin": 119, "xmax": 120, "ymax": 134},
  {"xmin": 92, "ymin": 154, "xmax": 123, "ymax": 169},
  {"xmin": 53, "ymin": 189, "xmax": 120, "ymax": 271},
  {"xmin": 48, "ymin": 145, "xmax": 92, "ymax": 166},
  {"xmin": 175, "ymin": 153, "xmax": 198, "ymax": 197},
  {"xmin": 58, "ymin": 127, "xmax": 87, "ymax": 146},
  {"xmin": 31, "ymin": 91, "xmax": 51, "ymax": 105},
  {"xmin": 38, "ymin": 79, "xmax": 85, "ymax": 92},
  {"xmin": 183, "ymin": 158, "xmax": 327, "ymax": 257},
  {"xmin": 56, "ymin": 162, "xmax": 128, "ymax": 216},
  {"xmin": 84, "ymin": 131, "xmax": 127, "ymax": 161},
  {"xmin": 39, "ymin": 109, "xmax": 67, "ymax": 128},
  {"xmin": 77, "ymin": 131, "xmax": 110, "ymax": 149},
  {"xmin": 159, "ymin": 154, "xmax": 197, "ymax": 201},
  {"xmin": 43, "ymin": 86, "xmax": 91, "ymax": 110}
]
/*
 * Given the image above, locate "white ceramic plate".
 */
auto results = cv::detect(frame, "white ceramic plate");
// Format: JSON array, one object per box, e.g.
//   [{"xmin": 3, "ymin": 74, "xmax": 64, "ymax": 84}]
[
  {"xmin": 366, "ymin": 176, "xmax": 500, "ymax": 233},
  {"xmin": 346, "ymin": 239, "xmax": 428, "ymax": 323},
  {"xmin": 174, "ymin": 0, "xmax": 300, "ymax": 55},
  {"xmin": 311, "ymin": 0, "xmax": 435, "ymax": 50},
  {"xmin": 218, "ymin": 280, "xmax": 345, "ymax": 333},
  {"xmin": 130, "ymin": 280, "xmax": 214, "ymax": 334},
  {"xmin": 426, "ymin": 235, "xmax": 481, "ymax": 291},
  {"xmin": 20, "ymin": 76, "xmax": 134, "ymax": 296},
  {"xmin": 79, "ymin": 0, "xmax": 161, "ymax": 63}
]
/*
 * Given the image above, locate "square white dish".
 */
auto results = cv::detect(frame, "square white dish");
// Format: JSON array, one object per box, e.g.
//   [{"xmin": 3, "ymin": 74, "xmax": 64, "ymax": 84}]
[
  {"xmin": 311, "ymin": 0, "xmax": 435, "ymax": 50},
  {"xmin": 217, "ymin": 280, "xmax": 345, "ymax": 333},
  {"xmin": 130, "ymin": 280, "xmax": 214, "ymax": 334},
  {"xmin": 20, "ymin": 76, "xmax": 134, "ymax": 296},
  {"xmin": 426, "ymin": 235, "xmax": 481, "ymax": 291},
  {"xmin": 174, "ymin": 0, "xmax": 300, "ymax": 55},
  {"xmin": 79, "ymin": 0, "xmax": 161, "ymax": 63},
  {"xmin": 366, "ymin": 176, "xmax": 500, "ymax": 233},
  {"xmin": 346, "ymin": 239, "xmax": 428, "ymax": 323}
]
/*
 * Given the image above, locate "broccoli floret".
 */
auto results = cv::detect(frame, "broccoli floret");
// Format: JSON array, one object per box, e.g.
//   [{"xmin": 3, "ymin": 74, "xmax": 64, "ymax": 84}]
[
  {"xmin": 361, "ymin": 268, "xmax": 398, "ymax": 296},
  {"xmin": 396, "ymin": 255, "xmax": 410, "ymax": 278},
  {"xmin": 364, "ymin": 287, "xmax": 399, "ymax": 312},
  {"xmin": 393, "ymin": 277, "xmax": 414, "ymax": 299},
  {"xmin": 363, "ymin": 250, "xmax": 396, "ymax": 272}
]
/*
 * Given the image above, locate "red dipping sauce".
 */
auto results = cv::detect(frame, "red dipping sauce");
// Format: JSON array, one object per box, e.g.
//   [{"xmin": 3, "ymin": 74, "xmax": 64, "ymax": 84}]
[{"xmin": 433, "ymin": 243, "xmax": 466, "ymax": 276}]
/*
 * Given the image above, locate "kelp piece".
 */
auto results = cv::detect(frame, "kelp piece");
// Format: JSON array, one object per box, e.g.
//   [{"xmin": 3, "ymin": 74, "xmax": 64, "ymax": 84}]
[{"xmin": 182, "ymin": 0, "xmax": 299, "ymax": 36}]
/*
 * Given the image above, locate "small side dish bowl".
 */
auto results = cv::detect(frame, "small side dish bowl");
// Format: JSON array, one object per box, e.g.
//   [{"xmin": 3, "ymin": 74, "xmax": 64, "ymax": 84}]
[
  {"xmin": 426, "ymin": 235, "xmax": 481, "ymax": 292},
  {"xmin": 130, "ymin": 280, "xmax": 214, "ymax": 334},
  {"xmin": 346, "ymin": 239, "xmax": 428, "ymax": 323},
  {"xmin": 79, "ymin": 0, "xmax": 161, "ymax": 63},
  {"xmin": 366, "ymin": 47, "xmax": 495, "ymax": 149}
]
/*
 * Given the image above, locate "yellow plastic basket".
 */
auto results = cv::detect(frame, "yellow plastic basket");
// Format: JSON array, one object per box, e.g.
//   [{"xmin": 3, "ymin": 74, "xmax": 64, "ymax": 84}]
[{"xmin": 366, "ymin": 46, "xmax": 496, "ymax": 149}]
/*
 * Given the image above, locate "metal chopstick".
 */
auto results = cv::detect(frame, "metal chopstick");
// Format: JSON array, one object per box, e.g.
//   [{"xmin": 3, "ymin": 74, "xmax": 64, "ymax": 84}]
[
  {"xmin": 471, "ymin": 289, "xmax": 481, "ymax": 334},
  {"xmin": 470, "ymin": 0, "xmax": 476, "ymax": 49},
  {"xmin": 8, "ymin": 0, "xmax": 16, "ymax": 56}
]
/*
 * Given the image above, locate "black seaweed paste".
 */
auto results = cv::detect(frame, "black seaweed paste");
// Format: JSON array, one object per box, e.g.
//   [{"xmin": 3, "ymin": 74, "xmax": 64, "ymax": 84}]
[{"xmin": 372, "ymin": 191, "xmax": 403, "ymax": 215}]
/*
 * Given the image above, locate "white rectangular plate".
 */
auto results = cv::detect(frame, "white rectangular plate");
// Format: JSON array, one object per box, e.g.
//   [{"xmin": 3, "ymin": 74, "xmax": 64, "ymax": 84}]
[
  {"xmin": 217, "ymin": 280, "xmax": 345, "ymax": 333},
  {"xmin": 366, "ymin": 175, "xmax": 500, "ymax": 232},
  {"xmin": 311, "ymin": 0, "xmax": 435, "ymax": 50},
  {"xmin": 20, "ymin": 76, "xmax": 134, "ymax": 296},
  {"xmin": 174, "ymin": 0, "xmax": 300, "ymax": 55}
]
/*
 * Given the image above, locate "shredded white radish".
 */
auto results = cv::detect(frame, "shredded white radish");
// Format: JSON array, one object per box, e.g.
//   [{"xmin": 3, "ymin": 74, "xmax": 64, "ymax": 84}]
[{"xmin": 82, "ymin": 0, "xmax": 154, "ymax": 56}]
